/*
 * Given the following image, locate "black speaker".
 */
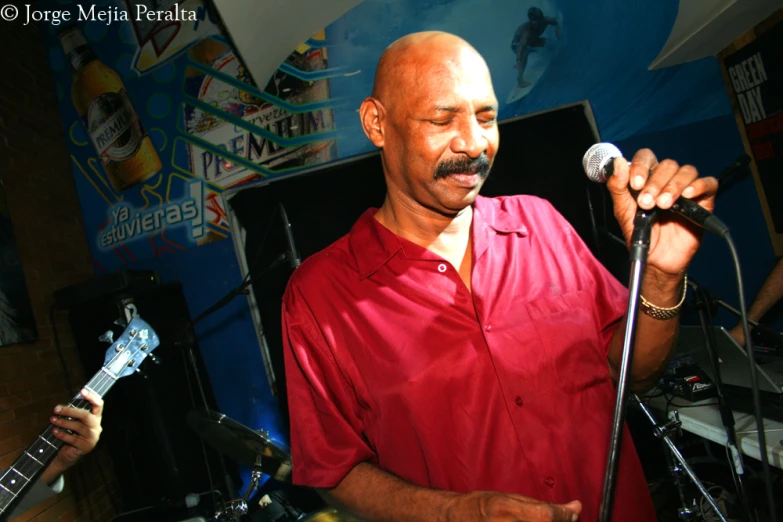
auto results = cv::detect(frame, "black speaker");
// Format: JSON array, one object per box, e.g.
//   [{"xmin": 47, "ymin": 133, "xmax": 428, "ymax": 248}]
[
  {"xmin": 53, "ymin": 269, "xmax": 160, "ymax": 309},
  {"xmin": 66, "ymin": 281, "xmax": 236, "ymax": 512}
]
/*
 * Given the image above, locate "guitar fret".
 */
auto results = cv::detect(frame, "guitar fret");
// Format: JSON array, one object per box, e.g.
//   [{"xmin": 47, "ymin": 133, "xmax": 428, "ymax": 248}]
[
  {"xmin": 39, "ymin": 435, "xmax": 57, "ymax": 449},
  {"xmin": 89, "ymin": 370, "xmax": 115, "ymax": 391},
  {"xmin": 0, "ymin": 467, "xmax": 30, "ymax": 498},
  {"xmin": 9, "ymin": 468, "xmax": 29, "ymax": 482},
  {"xmin": 0, "ymin": 487, "xmax": 14, "ymax": 514},
  {"xmin": 9, "ymin": 459, "xmax": 42, "ymax": 484},
  {"xmin": 89, "ymin": 375, "xmax": 115, "ymax": 397},
  {"xmin": 0, "ymin": 483, "xmax": 15, "ymax": 497},
  {"xmin": 39, "ymin": 427, "xmax": 63, "ymax": 450},
  {"xmin": 24, "ymin": 451, "xmax": 43, "ymax": 466},
  {"xmin": 29, "ymin": 435, "xmax": 59, "ymax": 459}
]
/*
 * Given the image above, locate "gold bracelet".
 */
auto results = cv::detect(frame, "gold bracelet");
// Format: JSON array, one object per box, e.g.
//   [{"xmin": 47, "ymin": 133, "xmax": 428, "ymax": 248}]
[{"xmin": 639, "ymin": 275, "xmax": 687, "ymax": 321}]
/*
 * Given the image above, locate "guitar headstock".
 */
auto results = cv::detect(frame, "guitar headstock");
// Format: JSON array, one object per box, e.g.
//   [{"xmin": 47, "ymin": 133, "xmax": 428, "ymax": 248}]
[{"xmin": 102, "ymin": 317, "xmax": 161, "ymax": 379}]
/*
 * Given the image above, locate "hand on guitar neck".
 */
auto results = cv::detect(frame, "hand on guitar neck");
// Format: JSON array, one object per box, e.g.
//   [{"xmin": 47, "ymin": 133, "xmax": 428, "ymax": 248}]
[
  {"xmin": 1, "ymin": 317, "xmax": 159, "ymax": 520},
  {"xmin": 39, "ymin": 389, "xmax": 104, "ymax": 487}
]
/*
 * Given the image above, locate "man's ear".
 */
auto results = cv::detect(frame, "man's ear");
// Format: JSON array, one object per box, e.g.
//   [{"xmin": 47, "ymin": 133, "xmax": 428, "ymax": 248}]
[{"xmin": 359, "ymin": 97, "xmax": 385, "ymax": 148}]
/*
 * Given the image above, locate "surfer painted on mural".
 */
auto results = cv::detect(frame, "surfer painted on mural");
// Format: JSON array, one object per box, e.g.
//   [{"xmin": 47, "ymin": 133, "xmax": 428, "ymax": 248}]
[{"xmin": 511, "ymin": 6, "xmax": 561, "ymax": 88}]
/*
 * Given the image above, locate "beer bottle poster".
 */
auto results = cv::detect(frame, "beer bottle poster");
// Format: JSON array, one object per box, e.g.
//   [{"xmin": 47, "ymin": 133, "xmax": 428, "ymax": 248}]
[
  {"xmin": 39, "ymin": 0, "xmax": 339, "ymax": 270},
  {"xmin": 722, "ymin": 18, "xmax": 783, "ymax": 251}
]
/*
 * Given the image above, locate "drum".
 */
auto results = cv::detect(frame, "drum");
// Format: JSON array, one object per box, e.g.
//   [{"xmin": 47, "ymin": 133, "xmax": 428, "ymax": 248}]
[{"xmin": 298, "ymin": 508, "xmax": 361, "ymax": 521}]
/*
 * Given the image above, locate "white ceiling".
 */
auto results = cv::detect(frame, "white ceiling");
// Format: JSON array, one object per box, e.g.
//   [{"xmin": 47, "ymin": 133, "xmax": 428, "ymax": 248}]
[
  {"xmin": 649, "ymin": 0, "xmax": 783, "ymax": 69},
  {"xmin": 211, "ymin": 0, "xmax": 364, "ymax": 89}
]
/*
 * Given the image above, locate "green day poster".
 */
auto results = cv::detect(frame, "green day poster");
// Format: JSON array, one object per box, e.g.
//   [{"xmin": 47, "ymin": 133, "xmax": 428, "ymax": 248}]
[
  {"xmin": 40, "ymin": 0, "xmax": 338, "ymax": 270},
  {"xmin": 722, "ymin": 18, "xmax": 783, "ymax": 249}
]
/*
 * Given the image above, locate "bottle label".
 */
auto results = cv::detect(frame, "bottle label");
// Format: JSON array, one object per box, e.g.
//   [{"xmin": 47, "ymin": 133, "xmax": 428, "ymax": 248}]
[{"xmin": 84, "ymin": 90, "xmax": 144, "ymax": 165}]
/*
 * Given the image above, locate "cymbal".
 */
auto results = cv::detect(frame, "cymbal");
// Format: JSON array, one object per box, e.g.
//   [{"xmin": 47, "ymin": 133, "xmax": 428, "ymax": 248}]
[{"xmin": 187, "ymin": 409, "xmax": 292, "ymax": 482}]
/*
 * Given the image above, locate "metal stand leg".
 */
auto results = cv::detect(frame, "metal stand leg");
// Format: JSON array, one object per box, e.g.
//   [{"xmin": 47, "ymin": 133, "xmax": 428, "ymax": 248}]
[
  {"xmin": 633, "ymin": 395, "xmax": 728, "ymax": 522},
  {"xmin": 214, "ymin": 455, "xmax": 265, "ymax": 521},
  {"xmin": 663, "ymin": 423, "xmax": 701, "ymax": 521}
]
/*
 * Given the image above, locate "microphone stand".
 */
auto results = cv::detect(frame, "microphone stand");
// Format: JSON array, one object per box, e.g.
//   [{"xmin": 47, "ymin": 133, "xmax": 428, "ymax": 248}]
[
  {"xmin": 689, "ymin": 280, "xmax": 756, "ymax": 521},
  {"xmin": 687, "ymin": 277, "xmax": 783, "ymax": 349},
  {"xmin": 599, "ymin": 207, "xmax": 658, "ymax": 522}
]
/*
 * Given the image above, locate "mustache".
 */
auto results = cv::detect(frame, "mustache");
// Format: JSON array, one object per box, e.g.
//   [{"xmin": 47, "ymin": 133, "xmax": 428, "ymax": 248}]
[{"xmin": 434, "ymin": 154, "xmax": 491, "ymax": 180}]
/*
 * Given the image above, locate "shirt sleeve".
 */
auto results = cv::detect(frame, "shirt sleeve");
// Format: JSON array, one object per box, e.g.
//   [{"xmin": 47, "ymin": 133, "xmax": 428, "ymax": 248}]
[
  {"xmin": 9, "ymin": 474, "xmax": 63, "ymax": 518},
  {"xmin": 282, "ymin": 281, "xmax": 375, "ymax": 488}
]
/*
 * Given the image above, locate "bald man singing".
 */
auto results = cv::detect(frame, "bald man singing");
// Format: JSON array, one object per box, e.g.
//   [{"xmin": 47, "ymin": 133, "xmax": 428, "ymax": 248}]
[{"xmin": 282, "ymin": 32, "xmax": 717, "ymax": 521}]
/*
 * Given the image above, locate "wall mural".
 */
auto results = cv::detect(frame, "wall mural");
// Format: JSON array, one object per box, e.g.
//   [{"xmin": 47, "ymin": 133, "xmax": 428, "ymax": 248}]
[{"xmin": 39, "ymin": 0, "xmax": 731, "ymax": 272}]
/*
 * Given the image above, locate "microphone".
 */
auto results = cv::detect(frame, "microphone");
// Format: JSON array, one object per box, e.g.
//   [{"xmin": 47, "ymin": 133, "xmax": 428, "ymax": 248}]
[
  {"xmin": 717, "ymin": 154, "xmax": 751, "ymax": 183},
  {"xmin": 279, "ymin": 202, "xmax": 301, "ymax": 269},
  {"xmin": 582, "ymin": 143, "xmax": 728, "ymax": 237}
]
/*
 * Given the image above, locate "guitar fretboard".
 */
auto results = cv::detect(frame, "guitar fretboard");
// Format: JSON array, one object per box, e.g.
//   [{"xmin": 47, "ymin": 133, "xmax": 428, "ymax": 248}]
[{"xmin": 0, "ymin": 370, "xmax": 117, "ymax": 516}]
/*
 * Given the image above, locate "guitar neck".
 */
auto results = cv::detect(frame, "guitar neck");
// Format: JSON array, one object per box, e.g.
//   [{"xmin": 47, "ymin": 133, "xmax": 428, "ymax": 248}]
[{"xmin": 0, "ymin": 369, "xmax": 117, "ymax": 517}]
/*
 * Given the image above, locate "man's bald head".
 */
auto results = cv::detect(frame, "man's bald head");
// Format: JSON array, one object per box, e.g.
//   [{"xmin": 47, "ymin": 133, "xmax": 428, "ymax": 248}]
[
  {"xmin": 371, "ymin": 31, "xmax": 489, "ymax": 109},
  {"xmin": 358, "ymin": 31, "xmax": 499, "ymax": 215}
]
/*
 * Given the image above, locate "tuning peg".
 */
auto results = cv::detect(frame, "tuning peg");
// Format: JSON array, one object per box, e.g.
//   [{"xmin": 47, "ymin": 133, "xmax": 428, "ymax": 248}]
[
  {"xmin": 99, "ymin": 330, "xmax": 115, "ymax": 343},
  {"xmin": 114, "ymin": 317, "xmax": 128, "ymax": 328},
  {"xmin": 148, "ymin": 353, "xmax": 161, "ymax": 365}
]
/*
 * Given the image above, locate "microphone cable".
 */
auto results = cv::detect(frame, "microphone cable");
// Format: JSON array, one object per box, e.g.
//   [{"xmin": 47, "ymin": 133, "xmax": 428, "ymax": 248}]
[{"xmin": 723, "ymin": 230, "xmax": 776, "ymax": 522}]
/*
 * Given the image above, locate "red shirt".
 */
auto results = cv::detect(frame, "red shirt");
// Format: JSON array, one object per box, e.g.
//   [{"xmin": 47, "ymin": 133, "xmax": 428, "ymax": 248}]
[{"xmin": 282, "ymin": 195, "xmax": 656, "ymax": 521}]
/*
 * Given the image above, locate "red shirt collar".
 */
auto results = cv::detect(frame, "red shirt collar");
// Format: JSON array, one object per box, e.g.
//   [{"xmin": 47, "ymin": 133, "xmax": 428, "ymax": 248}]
[{"xmin": 348, "ymin": 195, "xmax": 529, "ymax": 279}]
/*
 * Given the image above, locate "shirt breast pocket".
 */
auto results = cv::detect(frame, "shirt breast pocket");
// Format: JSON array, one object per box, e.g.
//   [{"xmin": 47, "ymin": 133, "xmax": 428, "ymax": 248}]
[{"xmin": 526, "ymin": 290, "xmax": 611, "ymax": 393}]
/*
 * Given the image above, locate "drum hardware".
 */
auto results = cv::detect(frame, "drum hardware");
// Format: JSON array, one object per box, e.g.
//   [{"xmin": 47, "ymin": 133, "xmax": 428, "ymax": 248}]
[
  {"xmin": 187, "ymin": 409, "xmax": 361, "ymax": 521},
  {"xmin": 213, "ymin": 498, "xmax": 248, "ymax": 522},
  {"xmin": 187, "ymin": 409, "xmax": 293, "ymax": 483},
  {"xmin": 187, "ymin": 409, "xmax": 294, "ymax": 521},
  {"xmin": 633, "ymin": 395, "xmax": 729, "ymax": 522},
  {"xmin": 209, "ymin": 452, "xmax": 276, "ymax": 521}
]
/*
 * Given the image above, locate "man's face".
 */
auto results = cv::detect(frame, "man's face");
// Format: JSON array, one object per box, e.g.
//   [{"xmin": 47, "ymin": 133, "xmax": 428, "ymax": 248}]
[{"xmin": 380, "ymin": 46, "xmax": 500, "ymax": 215}]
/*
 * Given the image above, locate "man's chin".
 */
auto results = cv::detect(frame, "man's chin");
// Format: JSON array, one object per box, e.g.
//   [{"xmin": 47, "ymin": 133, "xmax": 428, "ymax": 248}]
[{"xmin": 441, "ymin": 186, "xmax": 483, "ymax": 212}]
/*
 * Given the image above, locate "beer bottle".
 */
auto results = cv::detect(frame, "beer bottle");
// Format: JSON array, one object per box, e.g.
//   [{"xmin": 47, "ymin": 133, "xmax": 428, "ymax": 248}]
[{"xmin": 59, "ymin": 26, "xmax": 162, "ymax": 192}]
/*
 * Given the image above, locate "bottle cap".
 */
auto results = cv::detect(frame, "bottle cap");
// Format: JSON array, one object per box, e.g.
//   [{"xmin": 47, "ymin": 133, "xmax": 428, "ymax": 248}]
[{"xmin": 59, "ymin": 26, "xmax": 87, "ymax": 56}]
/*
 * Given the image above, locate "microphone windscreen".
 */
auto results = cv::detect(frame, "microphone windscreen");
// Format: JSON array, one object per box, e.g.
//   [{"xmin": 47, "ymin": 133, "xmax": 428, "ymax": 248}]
[{"xmin": 583, "ymin": 143, "xmax": 622, "ymax": 183}]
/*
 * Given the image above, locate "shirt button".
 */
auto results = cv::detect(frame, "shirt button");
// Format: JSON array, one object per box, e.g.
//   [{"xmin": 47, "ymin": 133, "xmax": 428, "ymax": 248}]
[
  {"xmin": 544, "ymin": 476, "xmax": 555, "ymax": 488},
  {"xmin": 485, "ymin": 324, "xmax": 492, "ymax": 332},
  {"xmin": 437, "ymin": 263, "xmax": 447, "ymax": 273},
  {"xmin": 514, "ymin": 396, "xmax": 523, "ymax": 407}
]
